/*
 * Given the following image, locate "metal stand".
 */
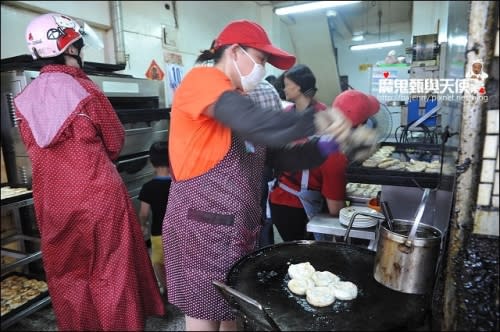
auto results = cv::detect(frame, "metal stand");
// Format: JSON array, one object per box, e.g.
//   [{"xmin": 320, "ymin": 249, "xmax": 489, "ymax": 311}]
[{"xmin": 1, "ymin": 195, "xmax": 50, "ymax": 330}]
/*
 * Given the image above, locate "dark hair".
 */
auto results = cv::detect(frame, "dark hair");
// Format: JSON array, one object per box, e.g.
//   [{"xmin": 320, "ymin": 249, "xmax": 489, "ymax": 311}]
[
  {"xmin": 273, "ymin": 73, "xmax": 286, "ymax": 100},
  {"xmin": 284, "ymin": 64, "xmax": 318, "ymax": 97},
  {"xmin": 72, "ymin": 38, "xmax": 84, "ymax": 51},
  {"xmin": 149, "ymin": 141, "xmax": 169, "ymax": 167},
  {"xmin": 195, "ymin": 40, "xmax": 229, "ymax": 65},
  {"xmin": 35, "ymin": 53, "xmax": 66, "ymax": 66},
  {"xmin": 265, "ymin": 75, "xmax": 277, "ymax": 85}
]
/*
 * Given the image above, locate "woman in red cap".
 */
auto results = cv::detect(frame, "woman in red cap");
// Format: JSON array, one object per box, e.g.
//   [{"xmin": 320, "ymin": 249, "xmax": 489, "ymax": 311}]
[
  {"xmin": 270, "ymin": 88, "xmax": 381, "ymax": 242},
  {"xmin": 162, "ymin": 19, "xmax": 358, "ymax": 331}
]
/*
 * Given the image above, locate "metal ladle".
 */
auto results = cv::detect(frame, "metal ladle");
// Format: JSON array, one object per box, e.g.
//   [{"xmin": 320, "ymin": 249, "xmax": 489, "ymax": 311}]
[
  {"xmin": 404, "ymin": 188, "xmax": 431, "ymax": 247},
  {"xmin": 381, "ymin": 201, "xmax": 395, "ymax": 231}
]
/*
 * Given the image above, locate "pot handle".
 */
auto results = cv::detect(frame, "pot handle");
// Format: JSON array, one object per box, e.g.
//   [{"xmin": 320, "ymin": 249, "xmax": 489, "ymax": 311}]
[
  {"xmin": 344, "ymin": 212, "xmax": 385, "ymax": 243},
  {"xmin": 212, "ymin": 280, "xmax": 281, "ymax": 331},
  {"xmin": 405, "ymin": 188, "xmax": 431, "ymax": 247}
]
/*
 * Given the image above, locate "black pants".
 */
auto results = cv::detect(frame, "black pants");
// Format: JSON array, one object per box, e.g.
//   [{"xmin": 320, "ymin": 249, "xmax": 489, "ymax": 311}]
[
  {"xmin": 270, "ymin": 203, "xmax": 313, "ymax": 241},
  {"xmin": 258, "ymin": 218, "xmax": 274, "ymax": 248}
]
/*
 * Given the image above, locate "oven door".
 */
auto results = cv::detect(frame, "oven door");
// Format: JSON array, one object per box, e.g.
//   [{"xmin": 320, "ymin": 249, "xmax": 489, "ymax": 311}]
[
  {"xmin": 115, "ymin": 108, "xmax": 169, "ymax": 158},
  {"xmin": 116, "ymin": 152, "xmax": 154, "ymax": 195}
]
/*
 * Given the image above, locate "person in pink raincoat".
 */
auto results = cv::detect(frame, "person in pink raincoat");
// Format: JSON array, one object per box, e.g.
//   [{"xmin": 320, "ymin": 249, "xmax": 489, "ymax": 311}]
[{"xmin": 13, "ymin": 13, "xmax": 165, "ymax": 331}]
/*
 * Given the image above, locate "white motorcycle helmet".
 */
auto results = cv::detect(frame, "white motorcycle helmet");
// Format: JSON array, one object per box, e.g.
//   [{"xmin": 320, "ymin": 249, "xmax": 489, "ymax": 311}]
[{"xmin": 25, "ymin": 13, "xmax": 103, "ymax": 60}]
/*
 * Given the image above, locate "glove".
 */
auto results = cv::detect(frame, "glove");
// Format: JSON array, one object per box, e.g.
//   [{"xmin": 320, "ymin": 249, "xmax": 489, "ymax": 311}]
[
  {"xmin": 314, "ymin": 107, "xmax": 352, "ymax": 146},
  {"xmin": 340, "ymin": 126, "xmax": 379, "ymax": 162},
  {"xmin": 316, "ymin": 135, "xmax": 340, "ymax": 157}
]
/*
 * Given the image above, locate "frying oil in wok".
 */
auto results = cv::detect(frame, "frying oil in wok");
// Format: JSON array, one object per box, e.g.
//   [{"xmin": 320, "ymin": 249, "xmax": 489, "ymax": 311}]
[{"xmin": 256, "ymin": 270, "xmax": 278, "ymax": 284}]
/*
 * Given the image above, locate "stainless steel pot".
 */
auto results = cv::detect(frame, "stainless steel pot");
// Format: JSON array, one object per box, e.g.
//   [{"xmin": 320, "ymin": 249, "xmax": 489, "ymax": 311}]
[{"xmin": 373, "ymin": 219, "xmax": 442, "ymax": 294}]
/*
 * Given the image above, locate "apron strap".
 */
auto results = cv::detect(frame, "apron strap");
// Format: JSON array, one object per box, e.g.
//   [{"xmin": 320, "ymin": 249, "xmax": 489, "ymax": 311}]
[
  {"xmin": 278, "ymin": 170, "xmax": 310, "ymax": 196},
  {"xmin": 300, "ymin": 170, "xmax": 309, "ymax": 191},
  {"xmin": 278, "ymin": 182, "xmax": 300, "ymax": 196}
]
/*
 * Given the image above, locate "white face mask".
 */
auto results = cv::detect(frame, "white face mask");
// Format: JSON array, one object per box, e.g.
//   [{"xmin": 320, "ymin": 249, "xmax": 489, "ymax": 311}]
[{"xmin": 233, "ymin": 47, "xmax": 266, "ymax": 92}]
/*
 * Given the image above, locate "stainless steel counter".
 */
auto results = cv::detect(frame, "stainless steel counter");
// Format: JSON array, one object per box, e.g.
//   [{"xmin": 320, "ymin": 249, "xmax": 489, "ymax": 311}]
[{"xmin": 306, "ymin": 213, "xmax": 378, "ymax": 251}]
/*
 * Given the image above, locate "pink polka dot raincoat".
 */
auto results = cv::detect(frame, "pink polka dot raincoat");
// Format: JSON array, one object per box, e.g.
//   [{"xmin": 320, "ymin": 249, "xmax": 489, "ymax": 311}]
[{"xmin": 14, "ymin": 64, "xmax": 165, "ymax": 331}]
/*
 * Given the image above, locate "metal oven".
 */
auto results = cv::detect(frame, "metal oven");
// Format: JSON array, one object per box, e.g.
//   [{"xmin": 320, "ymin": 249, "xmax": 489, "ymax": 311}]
[
  {"xmin": 1, "ymin": 57, "xmax": 169, "ymax": 202},
  {"xmin": 89, "ymin": 74, "xmax": 169, "ymax": 199}
]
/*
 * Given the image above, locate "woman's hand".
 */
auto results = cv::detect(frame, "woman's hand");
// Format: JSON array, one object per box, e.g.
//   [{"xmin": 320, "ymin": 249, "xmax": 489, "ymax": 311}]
[
  {"xmin": 340, "ymin": 126, "xmax": 379, "ymax": 162},
  {"xmin": 314, "ymin": 107, "xmax": 352, "ymax": 145}
]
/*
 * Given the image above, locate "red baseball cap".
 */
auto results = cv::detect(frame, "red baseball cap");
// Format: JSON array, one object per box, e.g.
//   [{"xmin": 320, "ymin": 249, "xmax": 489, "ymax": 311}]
[
  {"xmin": 332, "ymin": 90, "xmax": 380, "ymax": 126},
  {"xmin": 214, "ymin": 20, "xmax": 296, "ymax": 70}
]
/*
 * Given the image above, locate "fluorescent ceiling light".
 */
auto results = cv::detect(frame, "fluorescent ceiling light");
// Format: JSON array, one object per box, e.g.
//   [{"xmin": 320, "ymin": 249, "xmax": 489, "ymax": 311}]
[
  {"xmin": 326, "ymin": 9, "xmax": 337, "ymax": 17},
  {"xmin": 275, "ymin": 1, "xmax": 360, "ymax": 16},
  {"xmin": 350, "ymin": 40, "xmax": 404, "ymax": 51},
  {"xmin": 351, "ymin": 35, "xmax": 364, "ymax": 42}
]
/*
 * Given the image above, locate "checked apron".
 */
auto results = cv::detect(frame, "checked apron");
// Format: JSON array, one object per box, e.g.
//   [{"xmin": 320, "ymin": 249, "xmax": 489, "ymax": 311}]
[{"xmin": 162, "ymin": 136, "xmax": 265, "ymax": 321}]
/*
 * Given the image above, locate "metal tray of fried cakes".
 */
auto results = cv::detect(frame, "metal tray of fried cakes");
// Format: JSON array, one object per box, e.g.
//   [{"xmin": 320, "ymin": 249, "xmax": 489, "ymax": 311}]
[
  {"xmin": 1, "ymin": 272, "xmax": 49, "ymax": 321},
  {"xmin": 1, "ymin": 186, "xmax": 33, "ymax": 206},
  {"xmin": 346, "ymin": 142, "xmax": 456, "ymax": 189}
]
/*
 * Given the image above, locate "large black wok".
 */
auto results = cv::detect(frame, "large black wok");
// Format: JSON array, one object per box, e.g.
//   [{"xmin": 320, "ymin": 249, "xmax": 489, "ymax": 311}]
[{"xmin": 218, "ymin": 241, "xmax": 430, "ymax": 331}]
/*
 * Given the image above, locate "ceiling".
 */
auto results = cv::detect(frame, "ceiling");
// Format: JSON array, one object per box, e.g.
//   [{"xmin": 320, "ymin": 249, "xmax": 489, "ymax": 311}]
[{"xmin": 255, "ymin": 1, "xmax": 413, "ymax": 40}]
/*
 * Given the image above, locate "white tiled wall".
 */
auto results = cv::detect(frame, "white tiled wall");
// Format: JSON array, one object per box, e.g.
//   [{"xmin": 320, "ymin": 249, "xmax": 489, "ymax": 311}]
[{"xmin": 474, "ymin": 109, "xmax": 500, "ymax": 236}]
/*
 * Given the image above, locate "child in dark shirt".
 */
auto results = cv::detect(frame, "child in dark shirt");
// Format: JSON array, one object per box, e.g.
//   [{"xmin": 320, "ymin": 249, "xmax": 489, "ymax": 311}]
[{"xmin": 138, "ymin": 141, "xmax": 171, "ymax": 295}]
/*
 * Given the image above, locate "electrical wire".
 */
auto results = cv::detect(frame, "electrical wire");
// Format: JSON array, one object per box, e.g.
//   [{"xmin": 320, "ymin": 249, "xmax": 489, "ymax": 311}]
[{"xmin": 395, "ymin": 118, "xmax": 440, "ymax": 145}]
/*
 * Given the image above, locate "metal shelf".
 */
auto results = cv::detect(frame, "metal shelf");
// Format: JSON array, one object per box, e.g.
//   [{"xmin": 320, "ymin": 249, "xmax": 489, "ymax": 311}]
[
  {"xmin": 346, "ymin": 142, "xmax": 457, "ymax": 191},
  {"xmin": 346, "ymin": 171, "xmax": 455, "ymax": 190},
  {"xmin": 1, "ymin": 193, "xmax": 33, "ymax": 209},
  {"xmin": 1, "ymin": 249, "xmax": 42, "ymax": 275},
  {"xmin": 1, "ymin": 295, "xmax": 51, "ymax": 329},
  {"xmin": 1, "ymin": 195, "xmax": 47, "ymax": 329}
]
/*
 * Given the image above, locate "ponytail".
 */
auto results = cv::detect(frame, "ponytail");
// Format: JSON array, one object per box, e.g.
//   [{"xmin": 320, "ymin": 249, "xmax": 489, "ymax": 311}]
[
  {"xmin": 195, "ymin": 40, "xmax": 229, "ymax": 65},
  {"xmin": 303, "ymin": 87, "xmax": 318, "ymax": 98}
]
